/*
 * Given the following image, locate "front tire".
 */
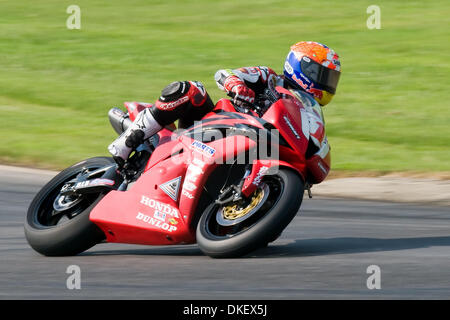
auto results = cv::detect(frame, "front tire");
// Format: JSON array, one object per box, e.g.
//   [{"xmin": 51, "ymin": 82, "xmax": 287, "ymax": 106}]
[
  {"xmin": 196, "ymin": 168, "xmax": 304, "ymax": 258},
  {"xmin": 24, "ymin": 157, "xmax": 114, "ymax": 256}
]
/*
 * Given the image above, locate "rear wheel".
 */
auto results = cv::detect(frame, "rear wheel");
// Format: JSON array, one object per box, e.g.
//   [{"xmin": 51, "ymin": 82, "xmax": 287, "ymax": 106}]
[
  {"xmin": 24, "ymin": 157, "xmax": 115, "ymax": 256},
  {"xmin": 196, "ymin": 168, "xmax": 304, "ymax": 258}
]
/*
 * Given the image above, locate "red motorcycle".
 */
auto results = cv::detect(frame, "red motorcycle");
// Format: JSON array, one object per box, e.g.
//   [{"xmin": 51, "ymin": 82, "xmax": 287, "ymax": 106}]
[{"xmin": 25, "ymin": 86, "xmax": 329, "ymax": 258}]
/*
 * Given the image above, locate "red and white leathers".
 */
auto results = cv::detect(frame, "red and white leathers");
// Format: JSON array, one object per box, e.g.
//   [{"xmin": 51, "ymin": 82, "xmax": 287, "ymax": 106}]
[
  {"xmin": 109, "ymin": 67, "xmax": 331, "ymax": 183},
  {"xmin": 108, "ymin": 81, "xmax": 215, "ymax": 164},
  {"xmin": 215, "ymin": 66, "xmax": 278, "ymax": 107},
  {"xmin": 215, "ymin": 66, "xmax": 331, "ymax": 183}
]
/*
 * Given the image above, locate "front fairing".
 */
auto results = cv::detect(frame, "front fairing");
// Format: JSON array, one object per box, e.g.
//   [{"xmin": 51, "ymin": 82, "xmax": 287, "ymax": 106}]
[
  {"xmin": 261, "ymin": 92, "xmax": 309, "ymax": 162},
  {"xmin": 288, "ymin": 88, "xmax": 325, "ymax": 124}
]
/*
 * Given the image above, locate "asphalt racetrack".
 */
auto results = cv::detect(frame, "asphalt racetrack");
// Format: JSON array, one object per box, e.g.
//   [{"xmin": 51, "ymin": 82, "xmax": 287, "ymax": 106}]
[{"xmin": 0, "ymin": 166, "xmax": 449, "ymax": 299}]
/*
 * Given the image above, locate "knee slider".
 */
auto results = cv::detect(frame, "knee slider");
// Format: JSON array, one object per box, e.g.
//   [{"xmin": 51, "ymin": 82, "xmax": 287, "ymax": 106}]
[{"xmin": 160, "ymin": 81, "xmax": 190, "ymax": 102}]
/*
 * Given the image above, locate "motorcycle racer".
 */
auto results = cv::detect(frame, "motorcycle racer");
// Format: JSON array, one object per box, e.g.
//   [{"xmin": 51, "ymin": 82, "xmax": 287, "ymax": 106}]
[{"xmin": 108, "ymin": 41, "xmax": 341, "ymax": 183}]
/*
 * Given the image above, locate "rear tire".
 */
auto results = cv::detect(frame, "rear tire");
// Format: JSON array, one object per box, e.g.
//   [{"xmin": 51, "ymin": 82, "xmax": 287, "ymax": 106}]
[
  {"xmin": 24, "ymin": 157, "xmax": 114, "ymax": 256},
  {"xmin": 196, "ymin": 168, "xmax": 304, "ymax": 258}
]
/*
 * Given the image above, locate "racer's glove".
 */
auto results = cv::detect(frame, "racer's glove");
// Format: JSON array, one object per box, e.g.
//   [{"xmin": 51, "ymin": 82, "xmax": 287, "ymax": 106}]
[
  {"xmin": 223, "ymin": 76, "xmax": 255, "ymax": 106},
  {"xmin": 231, "ymin": 84, "xmax": 255, "ymax": 106}
]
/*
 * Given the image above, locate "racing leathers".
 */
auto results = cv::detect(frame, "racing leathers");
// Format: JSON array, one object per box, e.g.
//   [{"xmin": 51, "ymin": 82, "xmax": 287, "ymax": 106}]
[
  {"xmin": 108, "ymin": 66, "xmax": 330, "ymax": 183},
  {"xmin": 215, "ymin": 66, "xmax": 331, "ymax": 183},
  {"xmin": 108, "ymin": 80, "xmax": 215, "ymax": 165}
]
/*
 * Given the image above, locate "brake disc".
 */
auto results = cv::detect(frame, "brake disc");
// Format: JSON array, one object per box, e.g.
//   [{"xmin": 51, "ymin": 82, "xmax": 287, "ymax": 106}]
[
  {"xmin": 53, "ymin": 194, "xmax": 82, "ymax": 213},
  {"xmin": 216, "ymin": 184, "xmax": 270, "ymax": 226}
]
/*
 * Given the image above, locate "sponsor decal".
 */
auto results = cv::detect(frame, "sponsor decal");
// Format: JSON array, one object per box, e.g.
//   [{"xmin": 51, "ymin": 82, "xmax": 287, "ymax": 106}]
[
  {"xmin": 191, "ymin": 140, "xmax": 216, "ymax": 157},
  {"xmin": 140, "ymin": 196, "xmax": 180, "ymax": 218},
  {"xmin": 292, "ymin": 74, "xmax": 310, "ymax": 91},
  {"xmin": 168, "ymin": 218, "xmax": 178, "ymax": 225},
  {"xmin": 299, "ymin": 72, "xmax": 312, "ymax": 84},
  {"xmin": 136, "ymin": 212, "xmax": 177, "ymax": 232},
  {"xmin": 253, "ymin": 166, "xmax": 269, "ymax": 186},
  {"xmin": 159, "ymin": 176, "xmax": 182, "ymax": 201},
  {"xmin": 182, "ymin": 190, "xmax": 194, "ymax": 199},
  {"xmin": 183, "ymin": 182, "xmax": 197, "ymax": 192},
  {"xmin": 158, "ymin": 96, "xmax": 189, "ymax": 111},
  {"xmin": 309, "ymin": 87, "xmax": 323, "ymax": 99},
  {"xmin": 75, "ymin": 181, "xmax": 90, "ymax": 189},
  {"xmin": 153, "ymin": 210, "xmax": 166, "ymax": 222},
  {"xmin": 182, "ymin": 158, "xmax": 206, "ymax": 193},
  {"xmin": 89, "ymin": 178, "xmax": 115, "ymax": 186},
  {"xmin": 284, "ymin": 61, "xmax": 294, "ymax": 74},
  {"xmin": 75, "ymin": 178, "xmax": 114, "ymax": 189},
  {"xmin": 283, "ymin": 115, "xmax": 301, "ymax": 139}
]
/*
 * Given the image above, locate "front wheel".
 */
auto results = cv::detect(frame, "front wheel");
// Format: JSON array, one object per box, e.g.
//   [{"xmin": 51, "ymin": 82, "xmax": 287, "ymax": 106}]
[
  {"xmin": 24, "ymin": 157, "xmax": 115, "ymax": 256},
  {"xmin": 196, "ymin": 168, "xmax": 304, "ymax": 258}
]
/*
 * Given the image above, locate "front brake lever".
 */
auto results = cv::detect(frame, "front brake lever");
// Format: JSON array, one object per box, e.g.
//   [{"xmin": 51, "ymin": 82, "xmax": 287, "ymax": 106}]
[{"xmin": 227, "ymin": 92, "xmax": 265, "ymax": 116}]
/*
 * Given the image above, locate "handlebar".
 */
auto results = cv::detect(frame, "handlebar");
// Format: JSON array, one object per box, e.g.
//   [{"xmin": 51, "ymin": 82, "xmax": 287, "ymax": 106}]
[{"xmin": 227, "ymin": 88, "xmax": 279, "ymax": 117}]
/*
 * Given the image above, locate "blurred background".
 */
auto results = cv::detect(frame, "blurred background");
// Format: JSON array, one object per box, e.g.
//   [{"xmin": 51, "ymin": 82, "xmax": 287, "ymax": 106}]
[{"xmin": 0, "ymin": 0, "xmax": 449, "ymax": 174}]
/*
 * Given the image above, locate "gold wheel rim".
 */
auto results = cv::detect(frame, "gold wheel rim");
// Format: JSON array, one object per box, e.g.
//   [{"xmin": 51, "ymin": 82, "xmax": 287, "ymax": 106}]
[{"xmin": 222, "ymin": 187, "xmax": 265, "ymax": 221}]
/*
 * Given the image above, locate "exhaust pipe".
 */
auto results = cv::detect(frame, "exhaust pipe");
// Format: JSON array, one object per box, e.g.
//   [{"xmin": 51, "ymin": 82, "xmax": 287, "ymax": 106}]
[{"xmin": 108, "ymin": 108, "xmax": 132, "ymax": 134}]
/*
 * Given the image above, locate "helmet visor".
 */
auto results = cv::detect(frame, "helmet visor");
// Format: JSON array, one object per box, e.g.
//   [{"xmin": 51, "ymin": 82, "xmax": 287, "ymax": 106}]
[{"xmin": 301, "ymin": 57, "xmax": 340, "ymax": 94}]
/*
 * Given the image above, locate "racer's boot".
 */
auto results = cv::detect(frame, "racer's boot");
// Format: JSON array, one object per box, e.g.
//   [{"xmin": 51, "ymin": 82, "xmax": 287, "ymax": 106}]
[{"xmin": 108, "ymin": 108, "xmax": 162, "ymax": 167}]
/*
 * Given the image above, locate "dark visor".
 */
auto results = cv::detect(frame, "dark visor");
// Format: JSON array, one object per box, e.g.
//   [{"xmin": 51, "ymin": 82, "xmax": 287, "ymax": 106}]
[{"xmin": 301, "ymin": 58, "xmax": 340, "ymax": 94}]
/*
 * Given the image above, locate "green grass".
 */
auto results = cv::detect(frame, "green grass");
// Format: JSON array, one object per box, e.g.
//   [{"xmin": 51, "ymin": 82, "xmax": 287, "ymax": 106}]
[{"xmin": 0, "ymin": 0, "xmax": 449, "ymax": 172}]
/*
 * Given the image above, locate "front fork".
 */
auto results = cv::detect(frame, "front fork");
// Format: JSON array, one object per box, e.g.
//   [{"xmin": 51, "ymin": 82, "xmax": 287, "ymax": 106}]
[
  {"xmin": 60, "ymin": 164, "xmax": 122, "ymax": 197},
  {"xmin": 240, "ymin": 161, "xmax": 272, "ymax": 198},
  {"xmin": 215, "ymin": 166, "xmax": 252, "ymax": 206},
  {"xmin": 216, "ymin": 160, "xmax": 275, "ymax": 206},
  {"xmin": 240, "ymin": 159, "xmax": 309, "ymax": 198}
]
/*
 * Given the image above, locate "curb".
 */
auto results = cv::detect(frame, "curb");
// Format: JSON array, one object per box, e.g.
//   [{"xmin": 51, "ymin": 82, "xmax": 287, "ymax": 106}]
[
  {"xmin": 0, "ymin": 165, "xmax": 57, "ymax": 177},
  {"xmin": 312, "ymin": 177, "xmax": 450, "ymax": 206}
]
